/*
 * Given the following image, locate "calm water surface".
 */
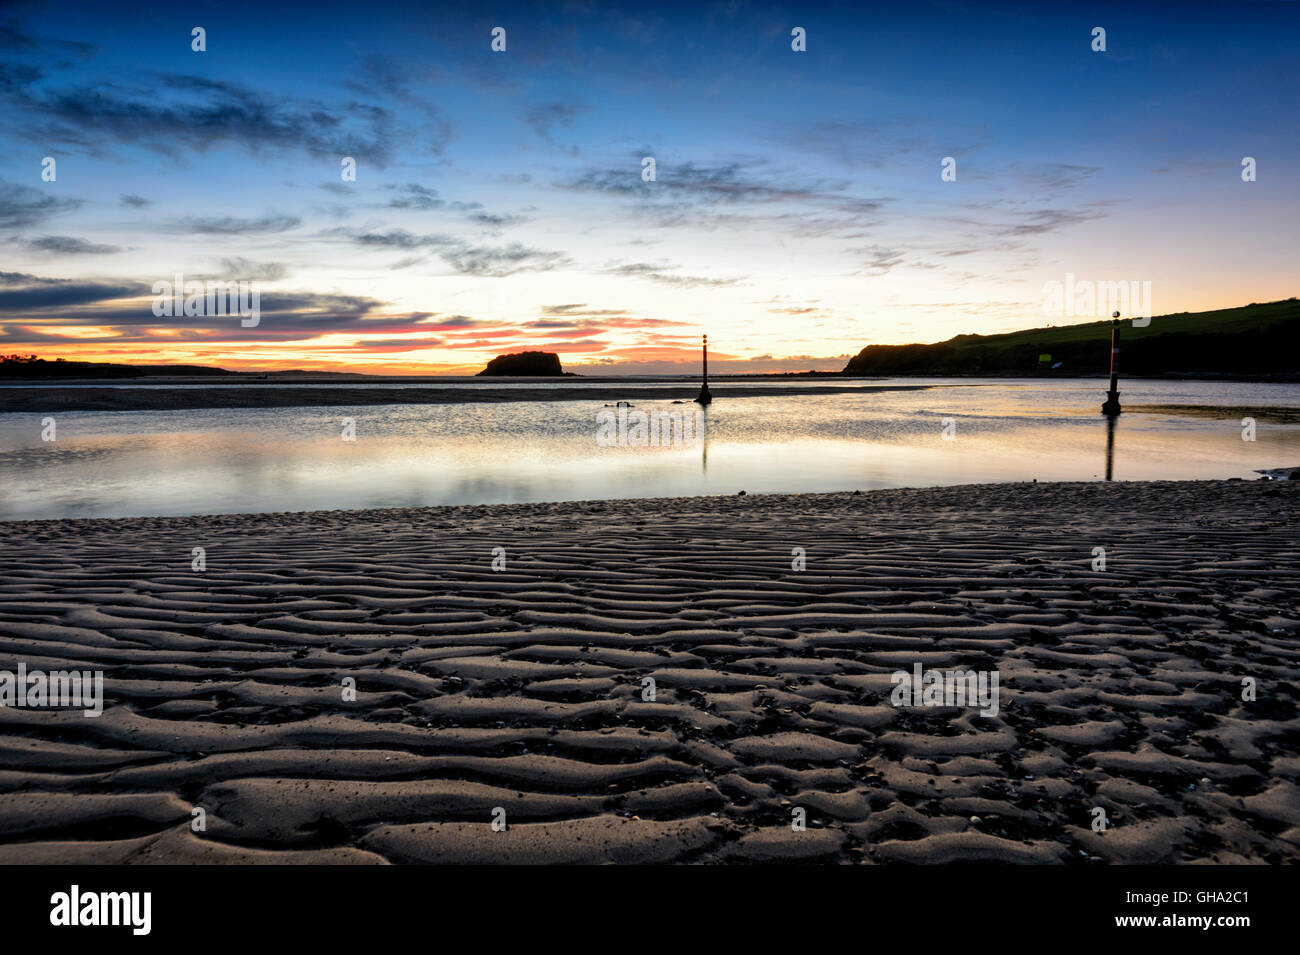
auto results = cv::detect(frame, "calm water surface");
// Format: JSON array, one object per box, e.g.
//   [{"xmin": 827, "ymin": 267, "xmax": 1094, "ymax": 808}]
[{"xmin": 1, "ymin": 378, "xmax": 1297, "ymax": 519}]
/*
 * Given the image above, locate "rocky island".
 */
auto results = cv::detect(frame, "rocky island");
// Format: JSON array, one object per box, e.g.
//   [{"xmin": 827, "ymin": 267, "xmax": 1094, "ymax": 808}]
[{"xmin": 476, "ymin": 351, "xmax": 566, "ymax": 376}]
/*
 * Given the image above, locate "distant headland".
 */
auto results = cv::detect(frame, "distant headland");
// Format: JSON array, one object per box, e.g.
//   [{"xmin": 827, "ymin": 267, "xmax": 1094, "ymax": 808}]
[{"xmin": 842, "ymin": 299, "xmax": 1298, "ymax": 378}]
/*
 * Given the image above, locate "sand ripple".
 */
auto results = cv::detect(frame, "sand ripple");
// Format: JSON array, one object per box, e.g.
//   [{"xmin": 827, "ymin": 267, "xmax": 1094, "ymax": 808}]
[{"xmin": 0, "ymin": 481, "xmax": 1296, "ymax": 863}]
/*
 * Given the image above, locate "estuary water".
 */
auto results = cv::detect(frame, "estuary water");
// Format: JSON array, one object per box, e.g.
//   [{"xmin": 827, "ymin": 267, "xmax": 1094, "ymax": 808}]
[{"xmin": 1, "ymin": 377, "xmax": 1297, "ymax": 519}]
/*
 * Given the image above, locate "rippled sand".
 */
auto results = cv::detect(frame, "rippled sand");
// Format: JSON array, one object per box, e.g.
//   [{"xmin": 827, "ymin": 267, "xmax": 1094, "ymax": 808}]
[{"xmin": 0, "ymin": 481, "xmax": 1297, "ymax": 864}]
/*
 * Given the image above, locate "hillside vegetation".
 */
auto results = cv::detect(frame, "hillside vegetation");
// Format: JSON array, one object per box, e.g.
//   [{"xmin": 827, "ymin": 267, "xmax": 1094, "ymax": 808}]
[{"xmin": 842, "ymin": 299, "xmax": 1299, "ymax": 377}]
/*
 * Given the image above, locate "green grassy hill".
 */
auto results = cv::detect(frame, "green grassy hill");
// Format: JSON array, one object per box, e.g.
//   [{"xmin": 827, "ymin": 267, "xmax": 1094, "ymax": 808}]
[{"xmin": 842, "ymin": 299, "xmax": 1300, "ymax": 377}]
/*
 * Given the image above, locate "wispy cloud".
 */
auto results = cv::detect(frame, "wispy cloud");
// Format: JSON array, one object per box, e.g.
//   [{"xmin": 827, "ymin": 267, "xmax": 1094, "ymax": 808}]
[
  {"xmin": 441, "ymin": 242, "xmax": 570, "ymax": 277},
  {"xmin": 166, "ymin": 213, "xmax": 302, "ymax": 235},
  {"xmin": 0, "ymin": 179, "xmax": 83, "ymax": 228},
  {"xmin": 4, "ymin": 73, "xmax": 414, "ymax": 165},
  {"xmin": 335, "ymin": 228, "xmax": 571, "ymax": 276},
  {"xmin": 605, "ymin": 261, "xmax": 742, "ymax": 288},
  {"xmin": 24, "ymin": 234, "xmax": 121, "ymax": 254},
  {"xmin": 522, "ymin": 101, "xmax": 585, "ymax": 154}
]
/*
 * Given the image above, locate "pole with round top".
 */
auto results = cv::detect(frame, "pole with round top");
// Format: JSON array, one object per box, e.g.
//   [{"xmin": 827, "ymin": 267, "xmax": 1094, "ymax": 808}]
[{"xmin": 695, "ymin": 333, "xmax": 712, "ymax": 406}]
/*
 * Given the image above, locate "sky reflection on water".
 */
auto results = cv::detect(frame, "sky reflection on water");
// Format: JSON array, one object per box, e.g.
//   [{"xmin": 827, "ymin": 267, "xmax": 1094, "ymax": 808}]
[{"xmin": 1, "ymin": 379, "xmax": 1297, "ymax": 519}]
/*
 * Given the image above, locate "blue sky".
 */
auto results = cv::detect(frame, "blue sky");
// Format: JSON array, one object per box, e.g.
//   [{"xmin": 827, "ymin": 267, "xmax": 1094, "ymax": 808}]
[{"xmin": 1, "ymin": 0, "xmax": 1297, "ymax": 373}]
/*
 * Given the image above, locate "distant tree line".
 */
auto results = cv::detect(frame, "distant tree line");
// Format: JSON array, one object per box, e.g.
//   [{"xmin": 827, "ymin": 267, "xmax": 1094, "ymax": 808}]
[{"xmin": 0, "ymin": 355, "xmax": 229, "ymax": 379}]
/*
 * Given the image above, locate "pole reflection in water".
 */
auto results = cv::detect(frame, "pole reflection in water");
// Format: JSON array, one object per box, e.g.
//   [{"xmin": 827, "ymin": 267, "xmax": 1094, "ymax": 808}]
[
  {"xmin": 1105, "ymin": 414, "xmax": 1117, "ymax": 481},
  {"xmin": 699, "ymin": 406, "xmax": 710, "ymax": 474}
]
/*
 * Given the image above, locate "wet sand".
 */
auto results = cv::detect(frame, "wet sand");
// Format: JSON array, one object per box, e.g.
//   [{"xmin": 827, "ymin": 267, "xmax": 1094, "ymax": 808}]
[
  {"xmin": 1126, "ymin": 404, "xmax": 1300, "ymax": 425},
  {"xmin": 0, "ymin": 480, "xmax": 1297, "ymax": 864}
]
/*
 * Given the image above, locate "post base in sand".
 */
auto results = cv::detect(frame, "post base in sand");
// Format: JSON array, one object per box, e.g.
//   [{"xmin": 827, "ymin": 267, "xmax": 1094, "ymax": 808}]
[
  {"xmin": 1101, "ymin": 392, "xmax": 1121, "ymax": 416},
  {"xmin": 695, "ymin": 385, "xmax": 712, "ymax": 406}
]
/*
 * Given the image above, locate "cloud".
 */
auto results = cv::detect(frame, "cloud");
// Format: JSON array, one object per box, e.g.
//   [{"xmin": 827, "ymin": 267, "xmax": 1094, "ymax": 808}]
[
  {"xmin": 0, "ymin": 271, "xmax": 67, "ymax": 286},
  {"xmin": 0, "ymin": 61, "xmax": 42, "ymax": 92},
  {"xmin": 605, "ymin": 261, "xmax": 741, "ymax": 288},
  {"xmin": 0, "ymin": 275, "xmax": 142, "ymax": 309},
  {"xmin": 339, "ymin": 229, "xmax": 459, "ymax": 249},
  {"xmin": 426, "ymin": 315, "xmax": 482, "ymax": 329},
  {"xmin": 1019, "ymin": 164, "xmax": 1100, "ymax": 191},
  {"xmin": 386, "ymin": 183, "xmax": 444, "ymax": 211},
  {"xmin": 776, "ymin": 118, "xmax": 993, "ymax": 172},
  {"xmin": 564, "ymin": 157, "xmax": 881, "ymax": 210},
  {"xmin": 559, "ymin": 156, "xmax": 886, "ymax": 238},
  {"xmin": 440, "ymin": 242, "xmax": 571, "ymax": 277},
  {"xmin": 998, "ymin": 208, "xmax": 1101, "ymax": 237},
  {"xmin": 335, "ymin": 228, "xmax": 571, "ymax": 277},
  {"xmin": 0, "ymin": 269, "xmax": 472, "ymax": 347},
  {"xmin": 24, "ymin": 235, "xmax": 122, "ymax": 255},
  {"xmin": 0, "ymin": 266, "xmax": 513, "ymax": 354},
  {"xmin": 118, "ymin": 193, "xmax": 152, "ymax": 208},
  {"xmin": 379, "ymin": 186, "xmax": 524, "ymax": 231},
  {"xmin": 522, "ymin": 101, "xmax": 584, "ymax": 154},
  {"xmin": 855, "ymin": 245, "xmax": 906, "ymax": 275},
  {"xmin": 166, "ymin": 214, "xmax": 301, "ymax": 235},
  {"xmin": 344, "ymin": 54, "xmax": 444, "ymax": 109},
  {"xmin": 526, "ymin": 312, "xmax": 690, "ymax": 345},
  {"xmin": 0, "ymin": 17, "xmax": 95, "ymax": 58},
  {"xmin": 0, "ymin": 179, "xmax": 83, "ymax": 228},
  {"xmin": 342, "ymin": 53, "xmax": 451, "ymax": 152},
  {"xmin": 6, "ymin": 73, "xmax": 412, "ymax": 166},
  {"xmin": 344, "ymin": 337, "xmax": 445, "ymax": 351},
  {"xmin": 541, "ymin": 304, "xmax": 632, "ymax": 318},
  {"xmin": 466, "ymin": 211, "xmax": 529, "ymax": 229},
  {"xmin": 213, "ymin": 257, "xmax": 289, "ymax": 282}
]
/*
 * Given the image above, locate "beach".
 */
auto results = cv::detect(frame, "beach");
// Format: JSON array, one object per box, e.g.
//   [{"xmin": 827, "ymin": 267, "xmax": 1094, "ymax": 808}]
[{"xmin": 0, "ymin": 480, "xmax": 1297, "ymax": 864}]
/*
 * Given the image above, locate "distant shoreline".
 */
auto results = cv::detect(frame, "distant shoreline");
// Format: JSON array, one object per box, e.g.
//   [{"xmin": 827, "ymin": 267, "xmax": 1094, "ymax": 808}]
[
  {"xmin": 0, "ymin": 381, "xmax": 938, "ymax": 413},
  {"xmin": 3, "ymin": 370, "xmax": 1297, "ymax": 387}
]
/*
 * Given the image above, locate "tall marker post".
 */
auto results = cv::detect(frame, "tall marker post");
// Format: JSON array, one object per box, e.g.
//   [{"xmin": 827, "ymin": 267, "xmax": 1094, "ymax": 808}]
[
  {"xmin": 1101, "ymin": 310, "xmax": 1122, "ymax": 417},
  {"xmin": 695, "ymin": 334, "xmax": 712, "ymax": 406}
]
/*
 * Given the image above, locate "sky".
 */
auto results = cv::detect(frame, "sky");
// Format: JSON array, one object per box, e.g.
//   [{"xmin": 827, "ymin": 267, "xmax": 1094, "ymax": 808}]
[{"xmin": 1, "ymin": 0, "xmax": 1297, "ymax": 375}]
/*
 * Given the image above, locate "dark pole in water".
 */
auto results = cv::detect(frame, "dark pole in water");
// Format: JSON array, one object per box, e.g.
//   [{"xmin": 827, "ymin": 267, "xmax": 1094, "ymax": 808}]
[
  {"xmin": 1101, "ymin": 310, "xmax": 1122, "ymax": 416},
  {"xmin": 695, "ymin": 333, "xmax": 712, "ymax": 406}
]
